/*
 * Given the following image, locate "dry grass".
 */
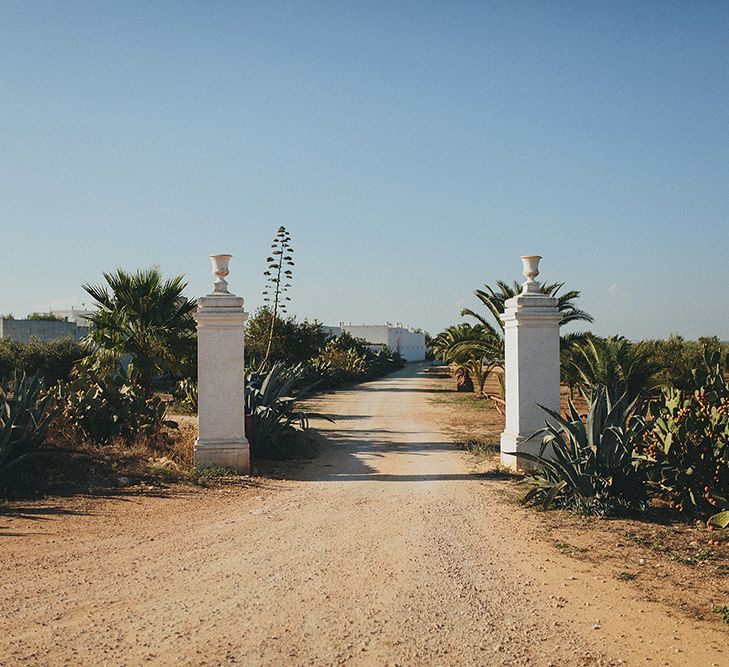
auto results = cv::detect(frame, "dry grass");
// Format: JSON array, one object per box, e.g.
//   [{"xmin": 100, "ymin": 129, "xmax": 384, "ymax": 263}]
[
  {"xmin": 0, "ymin": 410, "xmax": 237, "ymax": 501},
  {"xmin": 166, "ymin": 414, "xmax": 197, "ymax": 468},
  {"xmin": 426, "ymin": 366, "xmax": 504, "ymax": 453}
]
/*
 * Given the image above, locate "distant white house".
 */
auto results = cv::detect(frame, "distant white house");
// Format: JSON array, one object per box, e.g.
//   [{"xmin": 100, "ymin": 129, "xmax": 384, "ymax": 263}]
[
  {"xmin": 50, "ymin": 309, "xmax": 94, "ymax": 326},
  {"xmin": 324, "ymin": 323, "xmax": 426, "ymax": 362}
]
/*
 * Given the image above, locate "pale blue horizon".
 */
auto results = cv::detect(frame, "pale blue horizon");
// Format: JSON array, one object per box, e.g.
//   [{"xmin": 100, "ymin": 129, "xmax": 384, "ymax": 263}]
[{"xmin": 1, "ymin": 1, "xmax": 727, "ymax": 339}]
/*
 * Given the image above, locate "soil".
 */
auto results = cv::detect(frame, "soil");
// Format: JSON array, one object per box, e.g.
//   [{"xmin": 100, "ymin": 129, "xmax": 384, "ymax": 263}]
[{"xmin": 0, "ymin": 363, "xmax": 726, "ymax": 666}]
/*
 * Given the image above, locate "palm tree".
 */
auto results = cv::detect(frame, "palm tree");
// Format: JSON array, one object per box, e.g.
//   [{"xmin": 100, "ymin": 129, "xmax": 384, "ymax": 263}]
[
  {"xmin": 464, "ymin": 280, "xmax": 594, "ymax": 332},
  {"xmin": 460, "ymin": 278, "xmax": 593, "ymax": 405},
  {"xmin": 82, "ymin": 267, "xmax": 197, "ymax": 395},
  {"xmin": 560, "ymin": 331, "xmax": 591, "ymax": 398},
  {"xmin": 570, "ymin": 335, "xmax": 659, "ymax": 402},
  {"xmin": 432, "ymin": 324, "xmax": 502, "ymax": 393}
]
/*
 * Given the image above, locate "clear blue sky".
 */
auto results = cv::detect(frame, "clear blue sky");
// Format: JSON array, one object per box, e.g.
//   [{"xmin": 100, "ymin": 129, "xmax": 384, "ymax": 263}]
[{"xmin": 1, "ymin": 1, "xmax": 727, "ymax": 339}]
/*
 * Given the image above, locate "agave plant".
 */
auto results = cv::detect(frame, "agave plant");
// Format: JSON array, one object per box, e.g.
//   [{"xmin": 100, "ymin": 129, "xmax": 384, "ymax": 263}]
[
  {"xmin": 0, "ymin": 372, "xmax": 55, "ymax": 476},
  {"xmin": 246, "ymin": 361, "xmax": 327, "ymax": 459},
  {"xmin": 515, "ymin": 388, "xmax": 649, "ymax": 516},
  {"xmin": 260, "ymin": 226, "xmax": 296, "ymax": 369}
]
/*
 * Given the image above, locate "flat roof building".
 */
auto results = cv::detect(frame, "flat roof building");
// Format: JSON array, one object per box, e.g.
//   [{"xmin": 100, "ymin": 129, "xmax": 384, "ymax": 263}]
[{"xmin": 325, "ymin": 323, "xmax": 426, "ymax": 362}]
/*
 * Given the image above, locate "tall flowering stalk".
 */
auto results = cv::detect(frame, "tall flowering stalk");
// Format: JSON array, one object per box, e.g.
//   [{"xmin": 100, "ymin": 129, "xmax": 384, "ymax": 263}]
[{"xmin": 261, "ymin": 226, "xmax": 294, "ymax": 369}]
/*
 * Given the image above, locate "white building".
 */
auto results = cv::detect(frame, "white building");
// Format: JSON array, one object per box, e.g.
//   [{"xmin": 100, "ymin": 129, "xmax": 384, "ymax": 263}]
[
  {"xmin": 327, "ymin": 323, "xmax": 426, "ymax": 362},
  {"xmin": 0, "ymin": 317, "xmax": 89, "ymax": 343},
  {"xmin": 0, "ymin": 309, "xmax": 93, "ymax": 344},
  {"xmin": 51, "ymin": 309, "xmax": 94, "ymax": 326}
]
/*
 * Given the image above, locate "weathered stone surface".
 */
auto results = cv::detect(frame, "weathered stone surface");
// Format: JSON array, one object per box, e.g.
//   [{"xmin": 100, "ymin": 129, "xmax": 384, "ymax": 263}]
[
  {"xmin": 500, "ymin": 256, "xmax": 561, "ymax": 471},
  {"xmin": 193, "ymin": 254, "xmax": 250, "ymax": 473}
]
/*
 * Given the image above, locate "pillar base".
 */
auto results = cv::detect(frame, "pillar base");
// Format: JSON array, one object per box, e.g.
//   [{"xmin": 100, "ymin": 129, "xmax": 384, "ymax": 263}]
[
  {"xmin": 500, "ymin": 431, "xmax": 547, "ymax": 472},
  {"xmin": 194, "ymin": 438, "xmax": 250, "ymax": 474}
]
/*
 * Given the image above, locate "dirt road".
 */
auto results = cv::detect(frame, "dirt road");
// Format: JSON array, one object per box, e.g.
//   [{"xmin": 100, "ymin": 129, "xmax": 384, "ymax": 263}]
[{"xmin": 1, "ymin": 364, "xmax": 726, "ymax": 666}]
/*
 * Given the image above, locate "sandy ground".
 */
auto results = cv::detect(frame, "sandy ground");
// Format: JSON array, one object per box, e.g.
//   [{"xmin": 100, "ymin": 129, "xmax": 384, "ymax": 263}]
[{"xmin": 0, "ymin": 363, "xmax": 726, "ymax": 666}]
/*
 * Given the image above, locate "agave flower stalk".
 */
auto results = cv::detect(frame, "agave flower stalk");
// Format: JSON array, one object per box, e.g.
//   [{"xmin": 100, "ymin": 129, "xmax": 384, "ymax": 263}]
[{"xmin": 261, "ymin": 226, "xmax": 295, "ymax": 369}]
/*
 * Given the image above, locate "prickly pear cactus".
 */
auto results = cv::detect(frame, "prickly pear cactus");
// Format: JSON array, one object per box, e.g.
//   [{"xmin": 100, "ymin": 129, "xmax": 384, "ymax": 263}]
[{"xmin": 639, "ymin": 349, "xmax": 729, "ymax": 516}]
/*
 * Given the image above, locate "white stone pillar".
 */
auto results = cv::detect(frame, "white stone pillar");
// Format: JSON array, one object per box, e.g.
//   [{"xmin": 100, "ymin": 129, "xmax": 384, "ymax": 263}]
[
  {"xmin": 500, "ymin": 255, "xmax": 561, "ymax": 471},
  {"xmin": 193, "ymin": 254, "xmax": 250, "ymax": 473}
]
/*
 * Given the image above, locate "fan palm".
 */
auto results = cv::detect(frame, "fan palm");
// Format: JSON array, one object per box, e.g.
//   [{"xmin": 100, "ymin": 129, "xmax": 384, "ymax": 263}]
[{"xmin": 83, "ymin": 267, "xmax": 197, "ymax": 395}]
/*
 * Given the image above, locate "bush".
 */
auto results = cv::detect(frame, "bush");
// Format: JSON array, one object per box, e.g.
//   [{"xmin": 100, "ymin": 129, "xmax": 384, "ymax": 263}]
[
  {"xmin": 368, "ymin": 346, "xmax": 407, "ymax": 377},
  {"xmin": 638, "ymin": 348, "xmax": 729, "ymax": 517},
  {"xmin": 0, "ymin": 339, "xmax": 19, "ymax": 380},
  {"xmin": 645, "ymin": 335, "xmax": 725, "ymax": 391},
  {"xmin": 313, "ymin": 344, "xmax": 368, "ymax": 387},
  {"xmin": 311, "ymin": 333, "xmax": 405, "ymax": 388},
  {"xmin": 517, "ymin": 388, "xmax": 649, "ymax": 516},
  {"xmin": 0, "ymin": 337, "xmax": 88, "ymax": 386},
  {"xmin": 27, "ymin": 312, "xmax": 65, "ymax": 321},
  {"xmin": 55, "ymin": 364, "xmax": 167, "ymax": 445},
  {"xmin": 245, "ymin": 308, "xmax": 327, "ymax": 367},
  {"xmin": 0, "ymin": 372, "xmax": 55, "ymax": 480}
]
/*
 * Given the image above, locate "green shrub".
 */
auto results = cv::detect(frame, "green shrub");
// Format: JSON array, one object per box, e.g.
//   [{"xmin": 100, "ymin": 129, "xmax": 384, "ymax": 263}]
[
  {"xmin": 516, "ymin": 388, "xmax": 649, "ymax": 516},
  {"xmin": 645, "ymin": 335, "xmax": 724, "ymax": 391},
  {"xmin": 245, "ymin": 318, "xmax": 404, "ymax": 390},
  {"xmin": 56, "ymin": 364, "xmax": 167, "ymax": 445},
  {"xmin": 637, "ymin": 348, "xmax": 729, "ymax": 517},
  {"xmin": 313, "ymin": 344, "xmax": 368, "ymax": 386},
  {"xmin": 19, "ymin": 337, "xmax": 88, "ymax": 386},
  {"xmin": 245, "ymin": 308, "xmax": 327, "ymax": 367},
  {"xmin": 367, "ymin": 346, "xmax": 406, "ymax": 378},
  {"xmin": 0, "ymin": 338, "xmax": 18, "ymax": 380},
  {"xmin": 0, "ymin": 337, "xmax": 88, "ymax": 386},
  {"xmin": 311, "ymin": 333, "xmax": 405, "ymax": 388},
  {"xmin": 26, "ymin": 312, "xmax": 66, "ymax": 321},
  {"xmin": 0, "ymin": 372, "xmax": 55, "ymax": 478}
]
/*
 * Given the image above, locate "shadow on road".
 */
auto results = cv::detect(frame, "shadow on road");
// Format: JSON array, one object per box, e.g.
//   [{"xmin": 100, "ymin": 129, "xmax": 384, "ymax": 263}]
[
  {"xmin": 353, "ymin": 386, "xmax": 455, "ymax": 394},
  {"xmin": 293, "ymin": 362, "xmax": 498, "ymax": 483},
  {"xmin": 287, "ymin": 426, "xmax": 491, "ymax": 483}
]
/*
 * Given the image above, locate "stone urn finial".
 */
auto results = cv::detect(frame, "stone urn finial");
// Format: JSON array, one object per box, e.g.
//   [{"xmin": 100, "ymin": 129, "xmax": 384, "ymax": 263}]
[
  {"xmin": 520, "ymin": 255, "xmax": 542, "ymax": 294},
  {"xmin": 210, "ymin": 254, "xmax": 232, "ymax": 294}
]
